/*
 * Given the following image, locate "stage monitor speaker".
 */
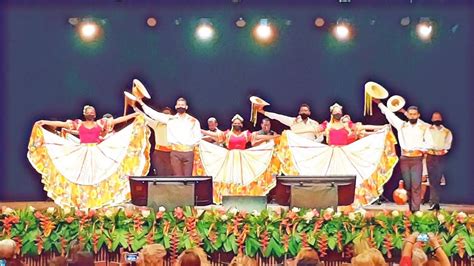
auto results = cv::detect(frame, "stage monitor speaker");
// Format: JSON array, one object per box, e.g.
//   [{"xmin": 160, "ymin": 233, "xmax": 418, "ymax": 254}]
[
  {"xmin": 272, "ymin": 175, "xmax": 356, "ymax": 207},
  {"xmin": 148, "ymin": 183, "xmax": 194, "ymax": 211},
  {"xmin": 129, "ymin": 176, "xmax": 213, "ymax": 210},
  {"xmin": 291, "ymin": 184, "xmax": 338, "ymax": 209},
  {"xmin": 222, "ymin": 196, "xmax": 267, "ymax": 212}
]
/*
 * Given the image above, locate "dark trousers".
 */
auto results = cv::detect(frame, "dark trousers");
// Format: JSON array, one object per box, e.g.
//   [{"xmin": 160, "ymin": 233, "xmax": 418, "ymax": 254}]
[
  {"xmin": 426, "ymin": 154, "xmax": 445, "ymax": 204},
  {"xmin": 170, "ymin": 151, "xmax": 194, "ymax": 176},
  {"xmin": 400, "ymin": 156, "xmax": 423, "ymax": 212},
  {"xmin": 151, "ymin": 150, "xmax": 173, "ymax": 176}
]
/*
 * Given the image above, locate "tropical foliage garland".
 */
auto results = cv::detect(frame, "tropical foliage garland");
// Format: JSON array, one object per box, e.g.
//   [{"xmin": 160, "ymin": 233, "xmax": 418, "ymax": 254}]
[{"xmin": 0, "ymin": 206, "xmax": 473, "ymax": 260}]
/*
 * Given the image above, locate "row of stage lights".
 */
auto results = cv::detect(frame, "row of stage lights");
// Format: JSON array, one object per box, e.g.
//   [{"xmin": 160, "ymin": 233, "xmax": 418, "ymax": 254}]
[{"xmin": 71, "ymin": 16, "xmax": 437, "ymax": 44}]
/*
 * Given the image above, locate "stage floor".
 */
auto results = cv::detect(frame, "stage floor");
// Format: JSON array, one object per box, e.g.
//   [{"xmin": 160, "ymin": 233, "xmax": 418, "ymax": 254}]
[{"xmin": 1, "ymin": 201, "xmax": 473, "ymax": 214}]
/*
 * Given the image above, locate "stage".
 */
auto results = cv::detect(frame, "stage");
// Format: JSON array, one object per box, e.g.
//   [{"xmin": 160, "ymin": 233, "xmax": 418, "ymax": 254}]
[{"xmin": 2, "ymin": 1, "xmax": 474, "ymax": 265}]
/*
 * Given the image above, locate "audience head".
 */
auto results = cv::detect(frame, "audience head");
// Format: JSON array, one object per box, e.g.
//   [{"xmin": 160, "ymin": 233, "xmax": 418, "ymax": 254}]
[
  {"xmin": 0, "ymin": 239, "xmax": 17, "ymax": 259},
  {"xmin": 176, "ymin": 247, "xmax": 210, "ymax": 266},
  {"xmin": 294, "ymin": 247, "xmax": 321, "ymax": 266},
  {"xmin": 229, "ymin": 254, "xmax": 257, "ymax": 266},
  {"xmin": 351, "ymin": 248, "xmax": 385, "ymax": 266},
  {"xmin": 137, "ymin": 244, "xmax": 166, "ymax": 266},
  {"xmin": 48, "ymin": 256, "xmax": 67, "ymax": 266},
  {"xmin": 352, "ymin": 238, "xmax": 370, "ymax": 256},
  {"xmin": 411, "ymin": 246, "xmax": 428, "ymax": 266}
]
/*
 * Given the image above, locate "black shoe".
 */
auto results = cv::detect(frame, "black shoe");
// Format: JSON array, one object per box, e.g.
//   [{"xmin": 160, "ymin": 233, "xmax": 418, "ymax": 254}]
[{"xmin": 429, "ymin": 203, "xmax": 440, "ymax": 211}]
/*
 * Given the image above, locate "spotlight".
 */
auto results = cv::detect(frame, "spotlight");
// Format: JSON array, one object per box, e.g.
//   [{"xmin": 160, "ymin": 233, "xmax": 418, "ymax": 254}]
[
  {"xmin": 256, "ymin": 24, "xmax": 272, "ymax": 39},
  {"xmin": 78, "ymin": 21, "xmax": 101, "ymax": 42},
  {"xmin": 195, "ymin": 19, "xmax": 214, "ymax": 41},
  {"xmin": 147, "ymin": 17, "xmax": 157, "ymax": 27},
  {"xmin": 332, "ymin": 20, "xmax": 352, "ymax": 42},
  {"xmin": 314, "ymin": 17, "xmax": 325, "ymax": 28},
  {"xmin": 253, "ymin": 19, "xmax": 275, "ymax": 44},
  {"xmin": 235, "ymin": 17, "xmax": 246, "ymax": 28},
  {"xmin": 81, "ymin": 23, "xmax": 97, "ymax": 37},
  {"xmin": 416, "ymin": 19, "xmax": 433, "ymax": 41},
  {"xmin": 255, "ymin": 22, "xmax": 272, "ymax": 39}
]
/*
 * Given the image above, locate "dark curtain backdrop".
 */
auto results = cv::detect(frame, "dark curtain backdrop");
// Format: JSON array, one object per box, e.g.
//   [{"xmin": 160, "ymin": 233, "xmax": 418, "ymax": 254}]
[{"xmin": 1, "ymin": 0, "xmax": 473, "ymax": 203}]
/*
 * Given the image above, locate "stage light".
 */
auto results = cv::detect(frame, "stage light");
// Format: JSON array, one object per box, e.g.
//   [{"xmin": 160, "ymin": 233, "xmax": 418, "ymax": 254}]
[
  {"xmin": 78, "ymin": 21, "xmax": 101, "ymax": 42},
  {"xmin": 314, "ymin": 17, "xmax": 325, "ymax": 28},
  {"xmin": 235, "ymin": 17, "xmax": 246, "ymax": 28},
  {"xmin": 332, "ymin": 21, "xmax": 352, "ymax": 42},
  {"xmin": 147, "ymin": 17, "xmax": 157, "ymax": 27},
  {"xmin": 416, "ymin": 19, "xmax": 433, "ymax": 41},
  {"xmin": 254, "ymin": 19, "xmax": 274, "ymax": 42},
  {"xmin": 195, "ymin": 19, "xmax": 215, "ymax": 41}
]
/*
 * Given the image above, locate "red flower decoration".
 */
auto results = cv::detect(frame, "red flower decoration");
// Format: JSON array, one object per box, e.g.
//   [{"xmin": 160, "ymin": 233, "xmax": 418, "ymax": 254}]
[
  {"xmin": 174, "ymin": 207, "xmax": 184, "ymax": 220},
  {"xmin": 34, "ymin": 211, "xmax": 43, "ymax": 219},
  {"xmin": 88, "ymin": 209, "xmax": 96, "ymax": 218},
  {"xmin": 365, "ymin": 212, "xmax": 374, "ymax": 220},
  {"xmin": 65, "ymin": 216, "xmax": 75, "ymax": 224},
  {"xmin": 124, "ymin": 209, "xmax": 134, "ymax": 218},
  {"xmin": 323, "ymin": 212, "xmax": 332, "ymax": 221},
  {"xmin": 75, "ymin": 210, "xmax": 84, "ymax": 218},
  {"xmin": 156, "ymin": 211, "xmax": 164, "ymax": 220},
  {"xmin": 456, "ymin": 213, "xmax": 467, "ymax": 224},
  {"xmin": 287, "ymin": 211, "xmax": 297, "ymax": 220}
]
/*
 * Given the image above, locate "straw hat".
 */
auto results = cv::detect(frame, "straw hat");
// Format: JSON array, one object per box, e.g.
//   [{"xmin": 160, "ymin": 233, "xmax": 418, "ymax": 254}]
[
  {"xmin": 132, "ymin": 79, "xmax": 151, "ymax": 100},
  {"xmin": 387, "ymin": 95, "xmax": 406, "ymax": 112},
  {"xmin": 364, "ymin": 81, "xmax": 389, "ymax": 116},
  {"xmin": 249, "ymin": 96, "xmax": 270, "ymax": 126}
]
